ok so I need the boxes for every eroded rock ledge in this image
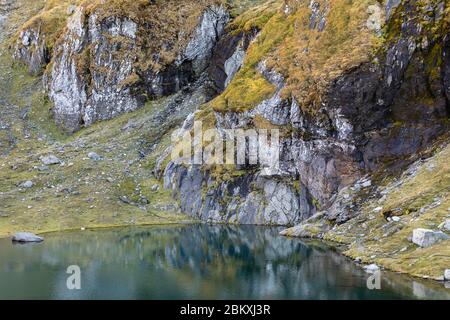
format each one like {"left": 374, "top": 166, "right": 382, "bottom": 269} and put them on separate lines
{"left": 11, "top": 0, "right": 450, "bottom": 230}
{"left": 163, "top": 0, "right": 450, "bottom": 226}
{"left": 48, "top": 3, "right": 229, "bottom": 133}
{"left": 14, "top": 0, "right": 231, "bottom": 133}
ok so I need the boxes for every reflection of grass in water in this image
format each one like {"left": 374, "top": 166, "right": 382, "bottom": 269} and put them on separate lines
{"left": 326, "top": 144, "right": 450, "bottom": 280}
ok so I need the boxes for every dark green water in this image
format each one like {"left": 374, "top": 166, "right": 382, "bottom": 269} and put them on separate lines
{"left": 0, "top": 224, "right": 449, "bottom": 300}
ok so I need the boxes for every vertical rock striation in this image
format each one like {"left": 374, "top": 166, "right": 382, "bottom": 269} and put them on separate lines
{"left": 163, "top": 0, "right": 450, "bottom": 226}
{"left": 15, "top": 1, "right": 230, "bottom": 133}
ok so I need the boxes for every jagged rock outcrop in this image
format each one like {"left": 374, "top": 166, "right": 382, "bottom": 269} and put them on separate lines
{"left": 164, "top": 163, "right": 315, "bottom": 225}
{"left": 46, "top": 8, "right": 142, "bottom": 132}
{"left": 164, "top": 0, "right": 450, "bottom": 226}
{"left": 11, "top": 1, "right": 79, "bottom": 76}
{"left": 13, "top": 27, "right": 49, "bottom": 75}
{"left": 14, "top": 1, "right": 230, "bottom": 133}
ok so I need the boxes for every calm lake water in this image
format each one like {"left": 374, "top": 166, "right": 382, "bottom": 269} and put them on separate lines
{"left": 0, "top": 224, "right": 449, "bottom": 300}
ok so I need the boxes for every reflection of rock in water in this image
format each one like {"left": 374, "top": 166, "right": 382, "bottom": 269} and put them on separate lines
{"left": 413, "top": 281, "right": 434, "bottom": 299}
{"left": 381, "top": 268, "right": 450, "bottom": 300}
{"left": 0, "top": 225, "right": 449, "bottom": 299}
{"left": 412, "top": 281, "right": 450, "bottom": 300}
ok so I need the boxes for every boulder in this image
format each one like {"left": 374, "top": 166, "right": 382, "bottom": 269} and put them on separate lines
{"left": 87, "top": 152, "right": 102, "bottom": 161}
{"left": 12, "top": 232, "right": 44, "bottom": 243}
{"left": 439, "top": 219, "right": 450, "bottom": 232}
{"left": 445, "top": 269, "right": 450, "bottom": 281}
{"left": 412, "top": 228, "right": 449, "bottom": 248}
{"left": 40, "top": 154, "right": 61, "bottom": 165}
{"left": 19, "top": 180, "right": 33, "bottom": 189}
{"left": 364, "top": 264, "right": 380, "bottom": 273}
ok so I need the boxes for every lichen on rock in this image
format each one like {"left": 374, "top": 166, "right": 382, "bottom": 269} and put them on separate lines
{"left": 12, "top": 0, "right": 83, "bottom": 75}
{"left": 14, "top": 0, "right": 229, "bottom": 132}
{"left": 163, "top": 0, "right": 450, "bottom": 228}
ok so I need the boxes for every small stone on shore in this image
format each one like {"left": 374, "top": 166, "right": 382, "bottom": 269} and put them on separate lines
{"left": 12, "top": 232, "right": 44, "bottom": 243}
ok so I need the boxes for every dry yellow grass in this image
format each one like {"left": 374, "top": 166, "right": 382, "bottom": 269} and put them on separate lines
{"left": 13, "top": 0, "right": 83, "bottom": 52}
{"left": 83, "top": 0, "right": 222, "bottom": 71}
{"left": 210, "top": 0, "right": 381, "bottom": 114}
{"left": 325, "top": 143, "right": 450, "bottom": 279}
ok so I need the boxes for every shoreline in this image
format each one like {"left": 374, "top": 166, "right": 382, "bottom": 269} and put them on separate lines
{"left": 1, "top": 220, "right": 447, "bottom": 285}
{"left": 283, "top": 234, "right": 449, "bottom": 284}
{"left": 0, "top": 218, "right": 196, "bottom": 240}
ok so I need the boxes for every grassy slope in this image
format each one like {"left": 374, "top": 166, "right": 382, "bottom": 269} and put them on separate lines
{"left": 0, "top": 0, "right": 191, "bottom": 238}
{"left": 0, "top": 0, "right": 276, "bottom": 238}
{"left": 325, "top": 142, "right": 450, "bottom": 280}
{"left": 210, "top": 0, "right": 381, "bottom": 114}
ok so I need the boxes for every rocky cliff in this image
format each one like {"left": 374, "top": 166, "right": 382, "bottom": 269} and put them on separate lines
{"left": 13, "top": 0, "right": 230, "bottom": 132}
{"left": 5, "top": 0, "right": 450, "bottom": 279}
{"left": 162, "top": 0, "right": 450, "bottom": 227}
{"left": 11, "top": 0, "right": 450, "bottom": 226}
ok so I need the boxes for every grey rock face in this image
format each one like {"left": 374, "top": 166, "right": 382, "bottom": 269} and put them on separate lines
{"left": 211, "top": 58, "right": 361, "bottom": 208}
{"left": 12, "top": 232, "right": 44, "bottom": 243}
{"left": 162, "top": 54, "right": 319, "bottom": 225}
{"left": 13, "top": 27, "right": 49, "bottom": 75}
{"left": 208, "top": 30, "right": 256, "bottom": 92}
{"left": 47, "top": 9, "right": 140, "bottom": 133}
{"left": 178, "top": 5, "right": 230, "bottom": 76}
{"left": 224, "top": 44, "right": 245, "bottom": 87}
{"left": 47, "top": 5, "right": 229, "bottom": 133}
{"left": 164, "top": 162, "right": 315, "bottom": 226}
{"left": 412, "top": 229, "right": 449, "bottom": 248}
